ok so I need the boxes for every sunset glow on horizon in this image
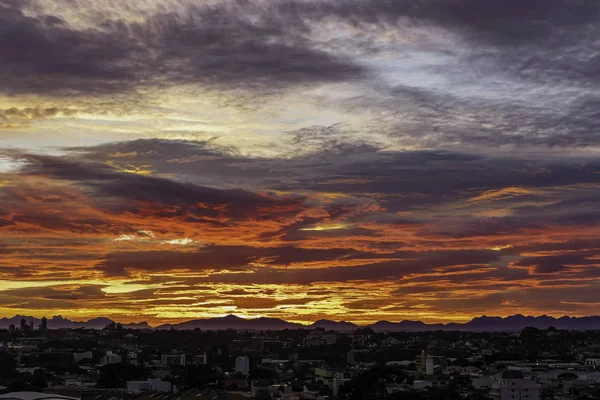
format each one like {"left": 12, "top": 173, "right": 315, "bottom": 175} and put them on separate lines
{"left": 1, "top": 0, "right": 600, "bottom": 325}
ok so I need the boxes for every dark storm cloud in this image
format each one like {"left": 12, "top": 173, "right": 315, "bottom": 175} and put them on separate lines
{"left": 65, "top": 139, "right": 600, "bottom": 217}
{"left": 0, "top": 285, "right": 107, "bottom": 310}
{"left": 512, "top": 254, "right": 599, "bottom": 274}
{"left": 3, "top": 0, "right": 597, "bottom": 149}
{"left": 12, "top": 152, "right": 305, "bottom": 219}
{"left": 98, "top": 245, "right": 389, "bottom": 277}
{"left": 297, "top": 0, "right": 600, "bottom": 149}
{"left": 358, "top": 85, "right": 600, "bottom": 149}
{"left": 305, "top": 0, "right": 600, "bottom": 44}
{"left": 189, "top": 249, "right": 499, "bottom": 284}
{"left": 506, "top": 239, "right": 600, "bottom": 255}
{"left": 0, "top": 0, "right": 364, "bottom": 97}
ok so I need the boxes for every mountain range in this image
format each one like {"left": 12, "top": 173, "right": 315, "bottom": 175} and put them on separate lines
{"left": 4, "top": 314, "right": 600, "bottom": 332}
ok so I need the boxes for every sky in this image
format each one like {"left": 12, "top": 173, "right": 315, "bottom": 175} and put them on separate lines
{"left": 1, "top": 0, "right": 600, "bottom": 325}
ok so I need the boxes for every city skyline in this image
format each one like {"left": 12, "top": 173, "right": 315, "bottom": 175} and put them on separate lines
{"left": 1, "top": 0, "right": 600, "bottom": 325}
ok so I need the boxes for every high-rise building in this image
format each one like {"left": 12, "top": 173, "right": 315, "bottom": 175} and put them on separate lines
{"left": 8, "top": 324, "right": 15, "bottom": 334}
{"left": 235, "top": 356, "right": 250, "bottom": 375}
{"left": 19, "top": 318, "right": 27, "bottom": 331}
{"left": 40, "top": 316, "right": 48, "bottom": 331}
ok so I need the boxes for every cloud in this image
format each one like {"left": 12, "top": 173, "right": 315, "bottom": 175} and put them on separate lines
{"left": 0, "top": 107, "right": 76, "bottom": 128}
{"left": 512, "top": 254, "right": 598, "bottom": 274}
{"left": 0, "top": 0, "right": 365, "bottom": 98}
{"left": 11, "top": 152, "right": 307, "bottom": 220}
{"left": 2, "top": 140, "right": 600, "bottom": 321}
{"left": 97, "top": 245, "right": 380, "bottom": 277}
{"left": 188, "top": 249, "right": 500, "bottom": 285}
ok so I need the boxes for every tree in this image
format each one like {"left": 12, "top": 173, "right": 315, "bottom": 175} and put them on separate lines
{"left": 248, "top": 368, "right": 276, "bottom": 383}
{"left": 96, "top": 363, "right": 146, "bottom": 388}
{"left": 31, "top": 369, "right": 48, "bottom": 388}
{"left": 0, "top": 352, "right": 17, "bottom": 378}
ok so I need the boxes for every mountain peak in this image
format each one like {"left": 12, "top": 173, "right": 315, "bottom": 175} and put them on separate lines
{"left": 222, "top": 314, "right": 243, "bottom": 320}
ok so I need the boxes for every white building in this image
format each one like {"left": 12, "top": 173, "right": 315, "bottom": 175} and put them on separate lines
{"left": 490, "top": 371, "right": 540, "bottom": 400}
{"left": 426, "top": 357, "right": 435, "bottom": 375}
{"left": 101, "top": 351, "right": 122, "bottom": 366}
{"left": 126, "top": 379, "right": 171, "bottom": 394}
{"left": 235, "top": 356, "right": 250, "bottom": 375}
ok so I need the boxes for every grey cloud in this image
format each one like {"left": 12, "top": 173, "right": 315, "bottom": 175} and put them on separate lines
{"left": 64, "top": 139, "right": 600, "bottom": 223}
{"left": 98, "top": 245, "right": 391, "bottom": 277}
{"left": 11, "top": 152, "right": 307, "bottom": 219}
{"left": 513, "top": 254, "right": 596, "bottom": 274}
{"left": 194, "top": 249, "right": 499, "bottom": 284}
{"left": 0, "top": 0, "right": 365, "bottom": 97}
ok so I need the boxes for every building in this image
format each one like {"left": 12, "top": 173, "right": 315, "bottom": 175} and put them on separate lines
{"left": 161, "top": 353, "right": 186, "bottom": 367}
{"left": 235, "top": 356, "right": 250, "bottom": 375}
{"left": 126, "top": 352, "right": 138, "bottom": 365}
{"left": 332, "top": 377, "right": 351, "bottom": 395}
{"left": 347, "top": 348, "right": 355, "bottom": 365}
{"left": 126, "top": 379, "right": 171, "bottom": 394}
{"left": 194, "top": 353, "right": 207, "bottom": 365}
{"left": 314, "top": 367, "right": 345, "bottom": 385}
{"left": 73, "top": 351, "right": 93, "bottom": 363}
{"left": 425, "top": 356, "right": 446, "bottom": 375}
{"left": 426, "top": 357, "right": 435, "bottom": 375}
{"left": 101, "top": 351, "right": 122, "bottom": 366}
{"left": 40, "top": 317, "right": 48, "bottom": 331}
{"left": 228, "top": 339, "right": 263, "bottom": 358}
{"left": 303, "top": 331, "right": 337, "bottom": 347}
{"left": 8, "top": 324, "right": 15, "bottom": 334}
{"left": 490, "top": 370, "right": 540, "bottom": 400}
{"left": 19, "top": 319, "right": 27, "bottom": 332}
{"left": 586, "top": 358, "right": 600, "bottom": 369}
{"left": 417, "top": 350, "right": 447, "bottom": 374}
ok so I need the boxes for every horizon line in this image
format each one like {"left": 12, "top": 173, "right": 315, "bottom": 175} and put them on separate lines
{"left": 1, "top": 313, "right": 597, "bottom": 329}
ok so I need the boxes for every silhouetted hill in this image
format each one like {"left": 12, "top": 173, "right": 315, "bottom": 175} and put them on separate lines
{"left": 0, "top": 315, "right": 153, "bottom": 330}
{"left": 4, "top": 314, "right": 600, "bottom": 332}
{"left": 309, "top": 319, "right": 359, "bottom": 331}
{"left": 156, "top": 315, "right": 303, "bottom": 330}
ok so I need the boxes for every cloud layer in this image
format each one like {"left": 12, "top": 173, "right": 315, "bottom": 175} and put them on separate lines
{"left": 1, "top": 140, "right": 600, "bottom": 323}
{"left": 1, "top": 0, "right": 599, "bottom": 323}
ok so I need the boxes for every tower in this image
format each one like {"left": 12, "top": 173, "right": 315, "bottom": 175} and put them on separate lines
{"left": 40, "top": 316, "right": 48, "bottom": 331}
